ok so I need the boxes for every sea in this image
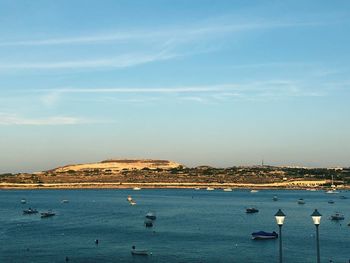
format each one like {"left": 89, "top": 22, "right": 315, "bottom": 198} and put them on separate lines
{"left": 0, "top": 189, "right": 349, "bottom": 263}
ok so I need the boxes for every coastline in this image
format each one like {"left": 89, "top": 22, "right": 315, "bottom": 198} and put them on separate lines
{"left": 1, "top": 180, "right": 346, "bottom": 190}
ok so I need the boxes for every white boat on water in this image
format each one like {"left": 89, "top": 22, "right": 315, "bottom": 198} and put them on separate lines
{"left": 21, "top": 199, "right": 27, "bottom": 204}
{"left": 273, "top": 196, "right": 278, "bottom": 201}
{"left": 223, "top": 188, "right": 233, "bottom": 192}
{"left": 127, "top": 195, "right": 136, "bottom": 205}
{"left": 131, "top": 246, "right": 151, "bottom": 256}
{"left": 297, "top": 198, "right": 305, "bottom": 204}
{"left": 145, "top": 212, "right": 156, "bottom": 220}
{"left": 250, "top": 190, "right": 259, "bottom": 193}
{"left": 206, "top": 187, "right": 215, "bottom": 191}
{"left": 133, "top": 187, "right": 141, "bottom": 191}
{"left": 41, "top": 210, "right": 55, "bottom": 218}
{"left": 326, "top": 176, "right": 339, "bottom": 194}
{"left": 194, "top": 187, "right": 201, "bottom": 190}
{"left": 326, "top": 189, "right": 339, "bottom": 194}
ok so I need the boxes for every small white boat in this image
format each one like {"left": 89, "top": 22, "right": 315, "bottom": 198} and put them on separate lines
{"left": 273, "top": 196, "right": 278, "bottom": 201}
{"left": 223, "top": 188, "right": 232, "bottom": 192}
{"left": 127, "top": 195, "right": 136, "bottom": 205}
{"left": 250, "top": 190, "right": 259, "bottom": 193}
{"left": 145, "top": 212, "right": 156, "bottom": 220}
{"left": 297, "top": 198, "right": 305, "bottom": 204}
{"left": 61, "top": 200, "right": 69, "bottom": 203}
{"left": 41, "top": 210, "right": 55, "bottom": 218}
{"left": 306, "top": 188, "right": 317, "bottom": 191}
{"left": 133, "top": 187, "right": 141, "bottom": 191}
{"left": 326, "top": 190, "right": 339, "bottom": 194}
{"left": 194, "top": 187, "right": 201, "bottom": 190}
{"left": 131, "top": 247, "right": 150, "bottom": 256}
{"left": 206, "top": 187, "right": 215, "bottom": 191}
{"left": 21, "top": 199, "right": 27, "bottom": 204}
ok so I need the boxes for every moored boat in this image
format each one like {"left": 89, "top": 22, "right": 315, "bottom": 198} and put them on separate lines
{"left": 330, "top": 212, "right": 344, "bottom": 221}
{"left": 252, "top": 231, "right": 278, "bottom": 240}
{"left": 133, "top": 187, "right": 141, "bottom": 191}
{"left": 23, "top": 208, "right": 38, "bottom": 214}
{"left": 41, "top": 211, "right": 55, "bottom": 218}
{"left": 131, "top": 246, "right": 150, "bottom": 256}
{"left": 206, "top": 187, "right": 214, "bottom": 191}
{"left": 246, "top": 207, "right": 259, "bottom": 213}
{"left": 250, "top": 190, "right": 259, "bottom": 193}
{"left": 145, "top": 212, "right": 156, "bottom": 220}
{"left": 326, "top": 190, "right": 339, "bottom": 194}
{"left": 223, "top": 188, "right": 232, "bottom": 192}
{"left": 21, "top": 199, "right": 27, "bottom": 204}
{"left": 273, "top": 196, "right": 278, "bottom": 201}
{"left": 297, "top": 198, "right": 305, "bottom": 204}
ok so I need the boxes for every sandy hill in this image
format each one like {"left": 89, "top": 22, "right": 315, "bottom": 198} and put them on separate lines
{"left": 53, "top": 159, "right": 182, "bottom": 173}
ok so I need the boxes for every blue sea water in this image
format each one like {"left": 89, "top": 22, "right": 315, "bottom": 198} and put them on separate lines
{"left": 0, "top": 189, "right": 349, "bottom": 263}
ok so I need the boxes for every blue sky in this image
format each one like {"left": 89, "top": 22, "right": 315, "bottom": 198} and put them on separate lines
{"left": 0, "top": 0, "right": 349, "bottom": 172}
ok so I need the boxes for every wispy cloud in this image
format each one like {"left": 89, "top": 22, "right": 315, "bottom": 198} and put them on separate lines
{"left": 0, "top": 113, "right": 98, "bottom": 126}
{"left": 36, "top": 81, "right": 326, "bottom": 106}
{"left": 0, "top": 17, "right": 322, "bottom": 47}
{"left": 42, "top": 85, "right": 239, "bottom": 94}
{"left": 0, "top": 52, "right": 179, "bottom": 71}
{"left": 0, "top": 15, "right": 326, "bottom": 73}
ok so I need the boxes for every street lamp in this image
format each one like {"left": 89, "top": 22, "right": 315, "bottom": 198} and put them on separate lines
{"left": 275, "top": 209, "right": 286, "bottom": 263}
{"left": 311, "top": 209, "right": 322, "bottom": 263}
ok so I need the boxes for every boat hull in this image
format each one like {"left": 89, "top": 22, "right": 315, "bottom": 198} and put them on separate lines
{"left": 252, "top": 231, "right": 278, "bottom": 240}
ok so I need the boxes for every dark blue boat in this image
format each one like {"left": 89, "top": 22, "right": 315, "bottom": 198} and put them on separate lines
{"left": 252, "top": 231, "right": 278, "bottom": 240}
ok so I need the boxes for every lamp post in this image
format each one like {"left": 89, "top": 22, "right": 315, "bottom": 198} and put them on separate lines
{"left": 275, "top": 209, "right": 286, "bottom": 263}
{"left": 311, "top": 209, "right": 322, "bottom": 263}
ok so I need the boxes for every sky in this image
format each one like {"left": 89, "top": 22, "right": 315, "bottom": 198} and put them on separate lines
{"left": 0, "top": 0, "right": 350, "bottom": 173}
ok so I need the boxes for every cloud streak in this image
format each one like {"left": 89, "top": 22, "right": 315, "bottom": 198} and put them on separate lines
{"left": 0, "top": 52, "right": 179, "bottom": 71}
{"left": 36, "top": 81, "right": 326, "bottom": 106}
{"left": 0, "top": 18, "right": 322, "bottom": 47}
{"left": 0, "top": 113, "right": 96, "bottom": 126}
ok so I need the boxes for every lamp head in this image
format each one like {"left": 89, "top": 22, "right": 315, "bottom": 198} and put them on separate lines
{"left": 311, "top": 209, "right": 322, "bottom": 225}
{"left": 275, "top": 209, "right": 286, "bottom": 225}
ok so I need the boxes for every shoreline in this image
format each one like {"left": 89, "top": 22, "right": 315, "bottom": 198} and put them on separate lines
{"left": 1, "top": 180, "right": 348, "bottom": 190}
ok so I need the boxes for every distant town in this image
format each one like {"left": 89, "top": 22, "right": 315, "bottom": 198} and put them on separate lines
{"left": 0, "top": 159, "right": 349, "bottom": 189}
